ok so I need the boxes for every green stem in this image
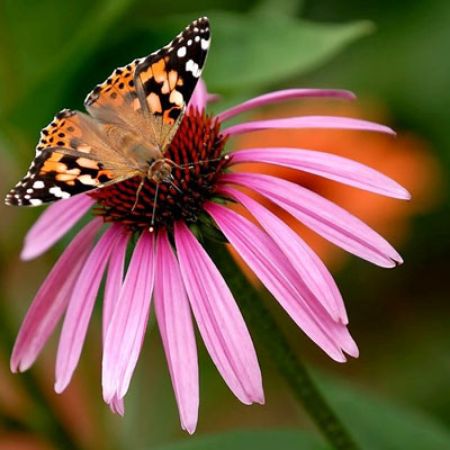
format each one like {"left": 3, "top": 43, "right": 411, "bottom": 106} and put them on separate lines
{"left": 212, "top": 245, "right": 360, "bottom": 450}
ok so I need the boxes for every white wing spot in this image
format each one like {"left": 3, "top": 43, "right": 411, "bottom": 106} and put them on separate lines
{"left": 187, "top": 39, "right": 193, "bottom": 46}
{"left": 49, "top": 186, "right": 71, "bottom": 199}
{"left": 185, "top": 59, "right": 201, "bottom": 78}
{"left": 194, "top": 36, "right": 200, "bottom": 42}
{"left": 33, "top": 181, "right": 45, "bottom": 189}
{"left": 201, "top": 38, "right": 210, "bottom": 50}
{"left": 29, "top": 199, "right": 43, "bottom": 206}
{"left": 177, "top": 46, "right": 187, "bottom": 58}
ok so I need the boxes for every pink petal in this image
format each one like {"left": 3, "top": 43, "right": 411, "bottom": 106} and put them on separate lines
{"left": 220, "top": 186, "right": 347, "bottom": 324}
{"left": 223, "top": 115, "right": 395, "bottom": 136}
{"left": 102, "top": 232, "right": 155, "bottom": 402}
{"left": 222, "top": 172, "right": 403, "bottom": 268}
{"left": 154, "top": 231, "right": 199, "bottom": 434}
{"left": 188, "top": 79, "right": 208, "bottom": 111}
{"left": 102, "top": 234, "right": 129, "bottom": 417}
{"left": 207, "top": 93, "right": 220, "bottom": 104}
{"left": 174, "top": 221, "right": 264, "bottom": 405}
{"left": 102, "top": 232, "right": 129, "bottom": 343}
{"left": 55, "top": 224, "right": 123, "bottom": 393}
{"left": 10, "top": 218, "right": 102, "bottom": 373}
{"left": 108, "top": 396, "right": 125, "bottom": 416}
{"left": 21, "top": 195, "right": 95, "bottom": 261}
{"left": 206, "top": 203, "right": 358, "bottom": 361}
{"left": 217, "top": 89, "right": 356, "bottom": 122}
{"left": 230, "top": 148, "right": 411, "bottom": 200}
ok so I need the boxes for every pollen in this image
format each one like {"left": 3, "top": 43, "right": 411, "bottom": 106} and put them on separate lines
{"left": 89, "top": 109, "right": 229, "bottom": 232}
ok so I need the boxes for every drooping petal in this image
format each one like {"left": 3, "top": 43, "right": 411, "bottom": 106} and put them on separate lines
{"left": 188, "top": 79, "right": 208, "bottom": 111}
{"left": 223, "top": 115, "right": 395, "bottom": 136}
{"left": 154, "top": 230, "right": 199, "bottom": 434}
{"left": 101, "top": 233, "right": 129, "bottom": 417}
{"left": 217, "top": 89, "right": 356, "bottom": 122}
{"left": 102, "top": 232, "right": 155, "bottom": 402}
{"left": 220, "top": 186, "right": 347, "bottom": 324}
{"left": 230, "top": 147, "right": 411, "bottom": 200}
{"left": 222, "top": 172, "right": 403, "bottom": 268}
{"left": 11, "top": 218, "right": 102, "bottom": 373}
{"left": 175, "top": 221, "right": 264, "bottom": 405}
{"left": 206, "top": 203, "right": 358, "bottom": 361}
{"left": 21, "top": 195, "right": 95, "bottom": 261}
{"left": 108, "top": 396, "right": 125, "bottom": 416}
{"left": 102, "top": 232, "right": 129, "bottom": 343}
{"left": 55, "top": 224, "right": 123, "bottom": 393}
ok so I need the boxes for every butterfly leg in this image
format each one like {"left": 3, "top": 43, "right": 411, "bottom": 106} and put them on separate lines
{"left": 149, "top": 182, "right": 160, "bottom": 232}
{"left": 131, "top": 177, "right": 145, "bottom": 212}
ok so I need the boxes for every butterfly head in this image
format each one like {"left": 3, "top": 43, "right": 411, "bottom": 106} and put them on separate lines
{"left": 148, "top": 158, "right": 173, "bottom": 183}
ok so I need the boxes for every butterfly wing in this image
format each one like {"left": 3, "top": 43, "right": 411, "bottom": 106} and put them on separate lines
{"left": 6, "top": 17, "right": 211, "bottom": 207}
{"left": 83, "top": 57, "right": 153, "bottom": 141}
{"left": 5, "top": 110, "right": 137, "bottom": 206}
{"left": 84, "top": 16, "right": 211, "bottom": 150}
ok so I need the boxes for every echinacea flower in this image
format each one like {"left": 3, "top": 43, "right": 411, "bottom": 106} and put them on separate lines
{"left": 10, "top": 80, "right": 410, "bottom": 433}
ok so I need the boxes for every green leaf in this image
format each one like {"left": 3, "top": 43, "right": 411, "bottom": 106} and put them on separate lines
{"left": 153, "top": 429, "right": 326, "bottom": 450}
{"left": 320, "top": 376, "right": 450, "bottom": 450}
{"left": 132, "top": 11, "right": 372, "bottom": 96}
{"left": 251, "top": 0, "right": 304, "bottom": 17}
{"left": 201, "top": 12, "right": 373, "bottom": 93}
{"left": 2, "top": 0, "right": 96, "bottom": 86}
{"left": 1, "top": 0, "right": 136, "bottom": 125}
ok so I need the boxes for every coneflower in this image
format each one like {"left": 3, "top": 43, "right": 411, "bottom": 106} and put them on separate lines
{"left": 10, "top": 79, "right": 410, "bottom": 433}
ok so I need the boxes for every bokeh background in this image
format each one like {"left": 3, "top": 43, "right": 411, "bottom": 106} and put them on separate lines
{"left": 0, "top": 0, "right": 449, "bottom": 449}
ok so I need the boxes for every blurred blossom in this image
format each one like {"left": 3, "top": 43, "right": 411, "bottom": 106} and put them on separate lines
{"left": 8, "top": 80, "right": 409, "bottom": 434}
{"left": 0, "top": 434, "right": 54, "bottom": 450}
{"left": 0, "top": 355, "right": 29, "bottom": 422}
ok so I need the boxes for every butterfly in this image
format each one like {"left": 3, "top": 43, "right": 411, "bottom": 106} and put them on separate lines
{"left": 5, "top": 17, "right": 211, "bottom": 207}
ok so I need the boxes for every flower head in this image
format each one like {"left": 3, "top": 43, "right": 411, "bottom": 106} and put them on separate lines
{"left": 11, "top": 80, "right": 409, "bottom": 433}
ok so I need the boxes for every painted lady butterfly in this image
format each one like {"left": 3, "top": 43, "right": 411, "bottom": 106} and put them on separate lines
{"left": 5, "top": 17, "right": 210, "bottom": 207}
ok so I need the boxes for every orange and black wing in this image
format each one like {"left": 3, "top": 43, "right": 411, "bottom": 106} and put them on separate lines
{"left": 5, "top": 110, "right": 134, "bottom": 206}
{"left": 84, "top": 16, "right": 211, "bottom": 149}
{"left": 6, "top": 17, "right": 211, "bottom": 206}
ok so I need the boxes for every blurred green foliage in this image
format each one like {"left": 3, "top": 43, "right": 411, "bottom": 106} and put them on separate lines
{"left": 0, "top": 0, "right": 449, "bottom": 449}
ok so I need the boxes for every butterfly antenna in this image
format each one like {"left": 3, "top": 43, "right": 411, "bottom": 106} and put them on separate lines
{"left": 168, "top": 174, "right": 183, "bottom": 194}
{"left": 149, "top": 182, "right": 160, "bottom": 233}
{"left": 176, "top": 154, "right": 230, "bottom": 169}
{"left": 132, "top": 178, "right": 145, "bottom": 212}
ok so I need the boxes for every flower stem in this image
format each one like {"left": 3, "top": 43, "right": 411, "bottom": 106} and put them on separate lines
{"left": 211, "top": 245, "right": 360, "bottom": 450}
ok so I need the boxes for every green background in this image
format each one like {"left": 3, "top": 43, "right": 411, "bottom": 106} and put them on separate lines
{"left": 0, "top": 0, "right": 448, "bottom": 449}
